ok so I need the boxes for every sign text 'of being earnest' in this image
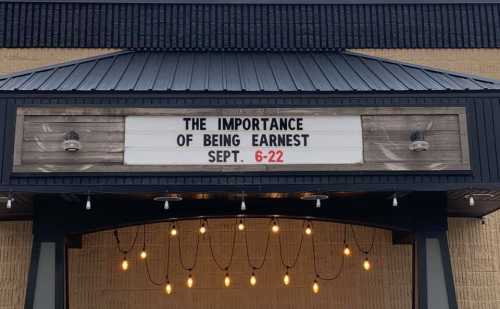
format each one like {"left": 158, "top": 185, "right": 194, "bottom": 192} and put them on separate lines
{"left": 124, "top": 115, "right": 363, "bottom": 166}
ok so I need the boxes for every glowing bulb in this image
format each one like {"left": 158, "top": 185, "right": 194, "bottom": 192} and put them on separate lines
{"left": 140, "top": 249, "right": 147, "bottom": 260}
{"left": 85, "top": 196, "right": 91, "bottom": 210}
{"left": 170, "top": 225, "right": 177, "bottom": 237}
{"left": 312, "top": 279, "right": 320, "bottom": 294}
{"left": 316, "top": 198, "right": 321, "bottom": 208}
{"left": 241, "top": 200, "right": 246, "bottom": 211}
{"left": 164, "top": 200, "right": 169, "bottom": 210}
{"left": 250, "top": 272, "right": 257, "bottom": 286}
{"left": 363, "top": 257, "right": 371, "bottom": 271}
{"left": 199, "top": 222, "right": 207, "bottom": 235}
{"left": 165, "top": 281, "right": 172, "bottom": 295}
{"left": 272, "top": 221, "right": 280, "bottom": 233}
{"left": 392, "top": 195, "right": 398, "bottom": 207}
{"left": 224, "top": 273, "right": 231, "bottom": 287}
{"left": 283, "top": 271, "right": 290, "bottom": 286}
{"left": 343, "top": 244, "right": 351, "bottom": 257}
{"left": 238, "top": 220, "right": 245, "bottom": 231}
{"left": 305, "top": 223, "right": 312, "bottom": 235}
{"left": 121, "top": 257, "right": 129, "bottom": 271}
{"left": 469, "top": 195, "right": 475, "bottom": 207}
{"left": 187, "top": 274, "right": 194, "bottom": 288}
{"left": 6, "top": 198, "right": 12, "bottom": 209}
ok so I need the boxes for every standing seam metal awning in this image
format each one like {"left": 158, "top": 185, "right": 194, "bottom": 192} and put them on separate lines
{"left": 1, "top": 50, "right": 500, "bottom": 92}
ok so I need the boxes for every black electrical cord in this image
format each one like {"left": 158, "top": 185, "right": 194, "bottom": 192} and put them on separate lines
{"left": 144, "top": 227, "right": 172, "bottom": 287}
{"left": 207, "top": 218, "right": 238, "bottom": 272}
{"left": 350, "top": 225, "right": 376, "bottom": 255}
{"left": 277, "top": 219, "right": 305, "bottom": 269}
{"left": 244, "top": 218, "right": 272, "bottom": 271}
{"left": 177, "top": 221, "right": 201, "bottom": 272}
{"left": 311, "top": 221, "right": 345, "bottom": 281}
{"left": 113, "top": 226, "right": 140, "bottom": 255}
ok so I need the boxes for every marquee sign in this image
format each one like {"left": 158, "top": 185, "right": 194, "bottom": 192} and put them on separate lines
{"left": 124, "top": 115, "right": 363, "bottom": 166}
{"left": 12, "top": 107, "right": 470, "bottom": 173}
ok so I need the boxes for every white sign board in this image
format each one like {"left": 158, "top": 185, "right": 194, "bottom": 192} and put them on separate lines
{"left": 124, "top": 115, "right": 363, "bottom": 166}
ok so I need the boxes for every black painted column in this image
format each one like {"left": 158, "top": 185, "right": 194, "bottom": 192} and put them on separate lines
{"left": 411, "top": 192, "right": 458, "bottom": 309}
{"left": 25, "top": 198, "right": 67, "bottom": 309}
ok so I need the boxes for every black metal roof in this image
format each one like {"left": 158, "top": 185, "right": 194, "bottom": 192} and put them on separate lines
{"left": 1, "top": 51, "right": 499, "bottom": 93}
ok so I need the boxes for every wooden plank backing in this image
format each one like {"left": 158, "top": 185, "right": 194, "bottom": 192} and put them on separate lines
{"left": 12, "top": 107, "right": 470, "bottom": 173}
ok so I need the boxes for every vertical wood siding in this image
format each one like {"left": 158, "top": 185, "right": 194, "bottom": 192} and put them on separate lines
{"left": 0, "top": 3, "right": 500, "bottom": 49}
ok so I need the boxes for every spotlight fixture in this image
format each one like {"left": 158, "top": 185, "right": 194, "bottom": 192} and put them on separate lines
{"left": 63, "top": 130, "right": 81, "bottom": 152}
{"left": 2, "top": 192, "right": 14, "bottom": 209}
{"left": 464, "top": 192, "right": 494, "bottom": 207}
{"left": 409, "top": 129, "right": 430, "bottom": 152}
{"left": 85, "top": 193, "right": 91, "bottom": 210}
{"left": 237, "top": 192, "right": 247, "bottom": 211}
{"left": 300, "top": 193, "right": 329, "bottom": 209}
{"left": 154, "top": 193, "right": 183, "bottom": 210}
{"left": 392, "top": 194, "right": 398, "bottom": 207}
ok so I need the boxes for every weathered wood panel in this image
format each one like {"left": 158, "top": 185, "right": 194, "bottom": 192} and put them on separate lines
{"left": 12, "top": 107, "right": 470, "bottom": 173}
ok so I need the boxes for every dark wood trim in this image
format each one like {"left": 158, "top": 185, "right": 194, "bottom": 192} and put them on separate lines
{"left": 24, "top": 237, "right": 41, "bottom": 309}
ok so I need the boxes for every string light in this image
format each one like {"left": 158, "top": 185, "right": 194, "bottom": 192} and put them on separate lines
{"left": 304, "top": 222, "right": 312, "bottom": 235}
{"left": 187, "top": 273, "right": 194, "bottom": 288}
{"left": 343, "top": 244, "right": 351, "bottom": 257}
{"left": 199, "top": 220, "right": 207, "bottom": 235}
{"left": 316, "top": 198, "right": 321, "bottom": 208}
{"left": 238, "top": 219, "right": 245, "bottom": 231}
{"left": 363, "top": 257, "right": 371, "bottom": 271}
{"left": 272, "top": 220, "right": 280, "bottom": 233}
{"left": 170, "top": 224, "right": 178, "bottom": 237}
{"left": 85, "top": 193, "right": 91, "bottom": 210}
{"left": 469, "top": 195, "right": 475, "bottom": 207}
{"left": 250, "top": 272, "right": 257, "bottom": 286}
{"left": 165, "top": 281, "right": 173, "bottom": 295}
{"left": 140, "top": 248, "right": 147, "bottom": 260}
{"left": 392, "top": 194, "right": 398, "bottom": 207}
{"left": 121, "top": 256, "right": 129, "bottom": 271}
{"left": 312, "top": 278, "right": 320, "bottom": 294}
{"left": 224, "top": 273, "right": 231, "bottom": 287}
{"left": 164, "top": 200, "right": 169, "bottom": 210}
{"left": 283, "top": 269, "right": 290, "bottom": 286}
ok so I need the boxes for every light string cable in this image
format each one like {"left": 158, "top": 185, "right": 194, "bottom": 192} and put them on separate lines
{"left": 350, "top": 224, "right": 376, "bottom": 255}
{"left": 277, "top": 219, "right": 305, "bottom": 269}
{"left": 244, "top": 218, "right": 272, "bottom": 271}
{"left": 177, "top": 220, "right": 201, "bottom": 272}
{"left": 311, "top": 221, "right": 345, "bottom": 281}
{"left": 144, "top": 224, "right": 172, "bottom": 286}
{"left": 113, "top": 225, "right": 141, "bottom": 255}
{"left": 207, "top": 218, "right": 238, "bottom": 272}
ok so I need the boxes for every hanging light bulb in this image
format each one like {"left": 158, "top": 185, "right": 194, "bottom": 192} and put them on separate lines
{"left": 187, "top": 273, "right": 194, "bottom": 288}
{"left": 224, "top": 273, "right": 231, "bottom": 287}
{"left": 250, "top": 272, "right": 257, "bottom": 286}
{"left": 392, "top": 194, "right": 398, "bottom": 207}
{"left": 363, "top": 257, "right": 371, "bottom": 271}
{"left": 199, "top": 220, "right": 207, "bottom": 235}
{"left": 272, "top": 220, "right": 280, "bottom": 233}
{"left": 140, "top": 248, "right": 147, "bottom": 260}
{"left": 238, "top": 219, "right": 245, "bottom": 231}
{"left": 343, "top": 244, "right": 351, "bottom": 257}
{"left": 305, "top": 222, "right": 312, "bottom": 235}
{"left": 164, "top": 200, "right": 169, "bottom": 210}
{"left": 85, "top": 194, "right": 91, "bottom": 210}
{"left": 241, "top": 199, "right": 246, "bottom": 211}
{"left": 165, "top": 281, "right": 173, "bottom": 295}
{"left": 469, "top": 195, "right": 475, "bottom": 207}
{"left": 312, "top": 279, "right": 320, "bottom": 294}
{"left": 170, "top": 224, "right": 177, "bottom": 237}
{"left": 121, "top": 256, "right": 129, "bottom": 271}
{"left": 316, "top": 198, "right": 321, "bottom": 208}
{"left": 283, "top": 269, "right": 290, "bottom": 286}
